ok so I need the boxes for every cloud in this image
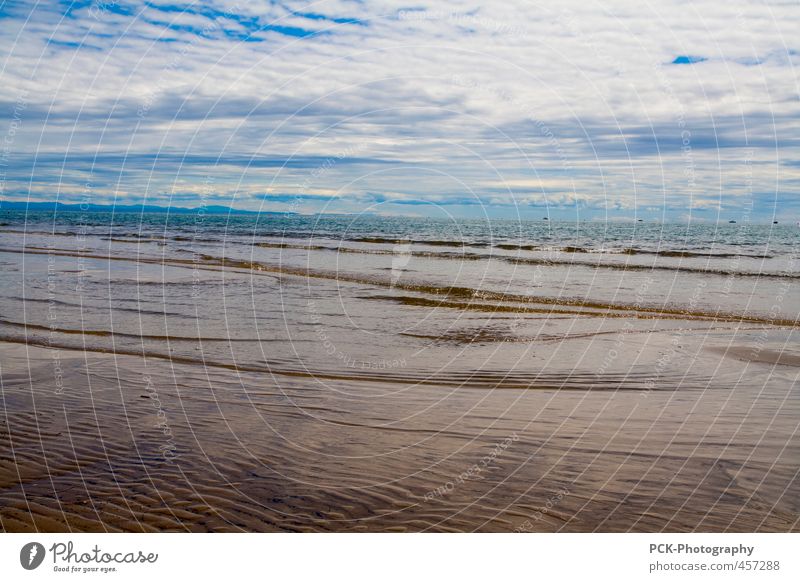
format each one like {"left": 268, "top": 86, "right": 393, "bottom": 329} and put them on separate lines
{"left": 1, "top": 0, "right": 798, "bottom": 219}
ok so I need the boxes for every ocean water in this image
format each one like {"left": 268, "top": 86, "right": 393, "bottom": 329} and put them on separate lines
{"left": 2, "top": 211, "right": 797, "bottom": 258}
{"left": 0, "top": 210, "right": 798, "bottom": 531}
{"left": 0, "top": 209, "right": 798, "bottom": 385}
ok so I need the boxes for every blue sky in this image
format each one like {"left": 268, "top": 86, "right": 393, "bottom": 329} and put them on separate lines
{"left": 1, "top": 0, "right": 799, "bottom": 221}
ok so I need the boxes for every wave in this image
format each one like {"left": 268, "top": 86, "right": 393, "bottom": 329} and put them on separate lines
{"left": 11, "top": 295, "right": 198, "bottom": 318}
{"left": 0, "top": 333, "right": 712, "bottom": 392}
{"left": 495, "top": 243, "right": 540, "bottom": 251}
{"left": 365, "top": 294, "right": 797, "bottom": 326}
{"left": 285, "top": 245, "right": 790, "bottom": 279}
{"left": 351, "top": 237, "right": 488, "bottom": 247}
{"left": 245, "top": 242, "right": 792, "bottom": 279}
{"left": 250, "top": 234, "right": 775, "bottom": 259}
{"left": 398, "top": 324, "right": 744, "bottom": 345}
{"left": 3, "top": 228, "right": 781, "bottom": 261}
{"left": 0, "top": 318, "right": 261, "bottom": 342}
{"left": 252, "top": 241, "right": 486, "bottom": 260}
{"left": 620, "top": 247, "right": 772, "bottom": 259}
{"left": 5, "top": 245, "right": 797, "bottom": 327}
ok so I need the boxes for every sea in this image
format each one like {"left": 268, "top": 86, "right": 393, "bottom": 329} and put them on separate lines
{"left": 0, "top": 210, "right": 797, "bottom": 531}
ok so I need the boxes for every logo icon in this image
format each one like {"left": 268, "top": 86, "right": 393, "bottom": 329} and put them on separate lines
{"left": 20, "top": 542, "right": 46, "bottom": 570}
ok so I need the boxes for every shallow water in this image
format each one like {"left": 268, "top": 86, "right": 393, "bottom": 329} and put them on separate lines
{"left": 0, "top": 212, "right": 798, "bottom": 531}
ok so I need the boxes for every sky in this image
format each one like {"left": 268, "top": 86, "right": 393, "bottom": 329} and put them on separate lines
{"left": 0, "top": 0, "right": 798, "bottom": 221}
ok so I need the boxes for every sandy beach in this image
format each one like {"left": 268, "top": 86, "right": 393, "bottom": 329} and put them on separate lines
{"left": 0, "top": 220, "right": 797, "bottom": 532}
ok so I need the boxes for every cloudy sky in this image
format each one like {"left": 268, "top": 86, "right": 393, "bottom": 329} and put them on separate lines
{"left": 1, "top": 0, "right": 798, "bottom": 220}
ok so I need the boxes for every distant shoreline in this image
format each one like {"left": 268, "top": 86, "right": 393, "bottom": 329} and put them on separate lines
{"left": 0, "top": 201, "right": 282, "bottom": 215}
{"left": 1, "top": 203, "right": 795, "bottom": 225}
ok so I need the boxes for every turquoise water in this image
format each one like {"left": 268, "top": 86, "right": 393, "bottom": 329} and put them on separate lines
{"left": 1, "top": 211, "right": 798, "bottom": 258}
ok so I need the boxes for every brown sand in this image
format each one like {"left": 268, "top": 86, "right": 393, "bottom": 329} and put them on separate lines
{"left": 1, "top": 335, "right": 798, "bottom": 532}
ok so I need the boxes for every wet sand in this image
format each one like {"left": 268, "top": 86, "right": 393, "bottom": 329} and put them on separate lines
{"left": 1, "top": 334, "right": 798, "bottom": 532}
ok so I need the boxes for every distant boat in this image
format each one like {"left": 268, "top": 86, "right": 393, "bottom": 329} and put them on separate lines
{"left": 729, "top": 220, "right": 736, "bottom": 223}
{"left": 774, "top": 221, "right": 778, "bottom": 224}
{"left": 637, "top": 219, "right": 643, "bottom": 222}
{"left": 543, "top": 217, "right": 549, "bottom": 220}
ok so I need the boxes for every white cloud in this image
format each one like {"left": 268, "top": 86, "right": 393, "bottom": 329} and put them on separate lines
{"left": 0, "top": 0, "right": 798, "bottom": 219}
